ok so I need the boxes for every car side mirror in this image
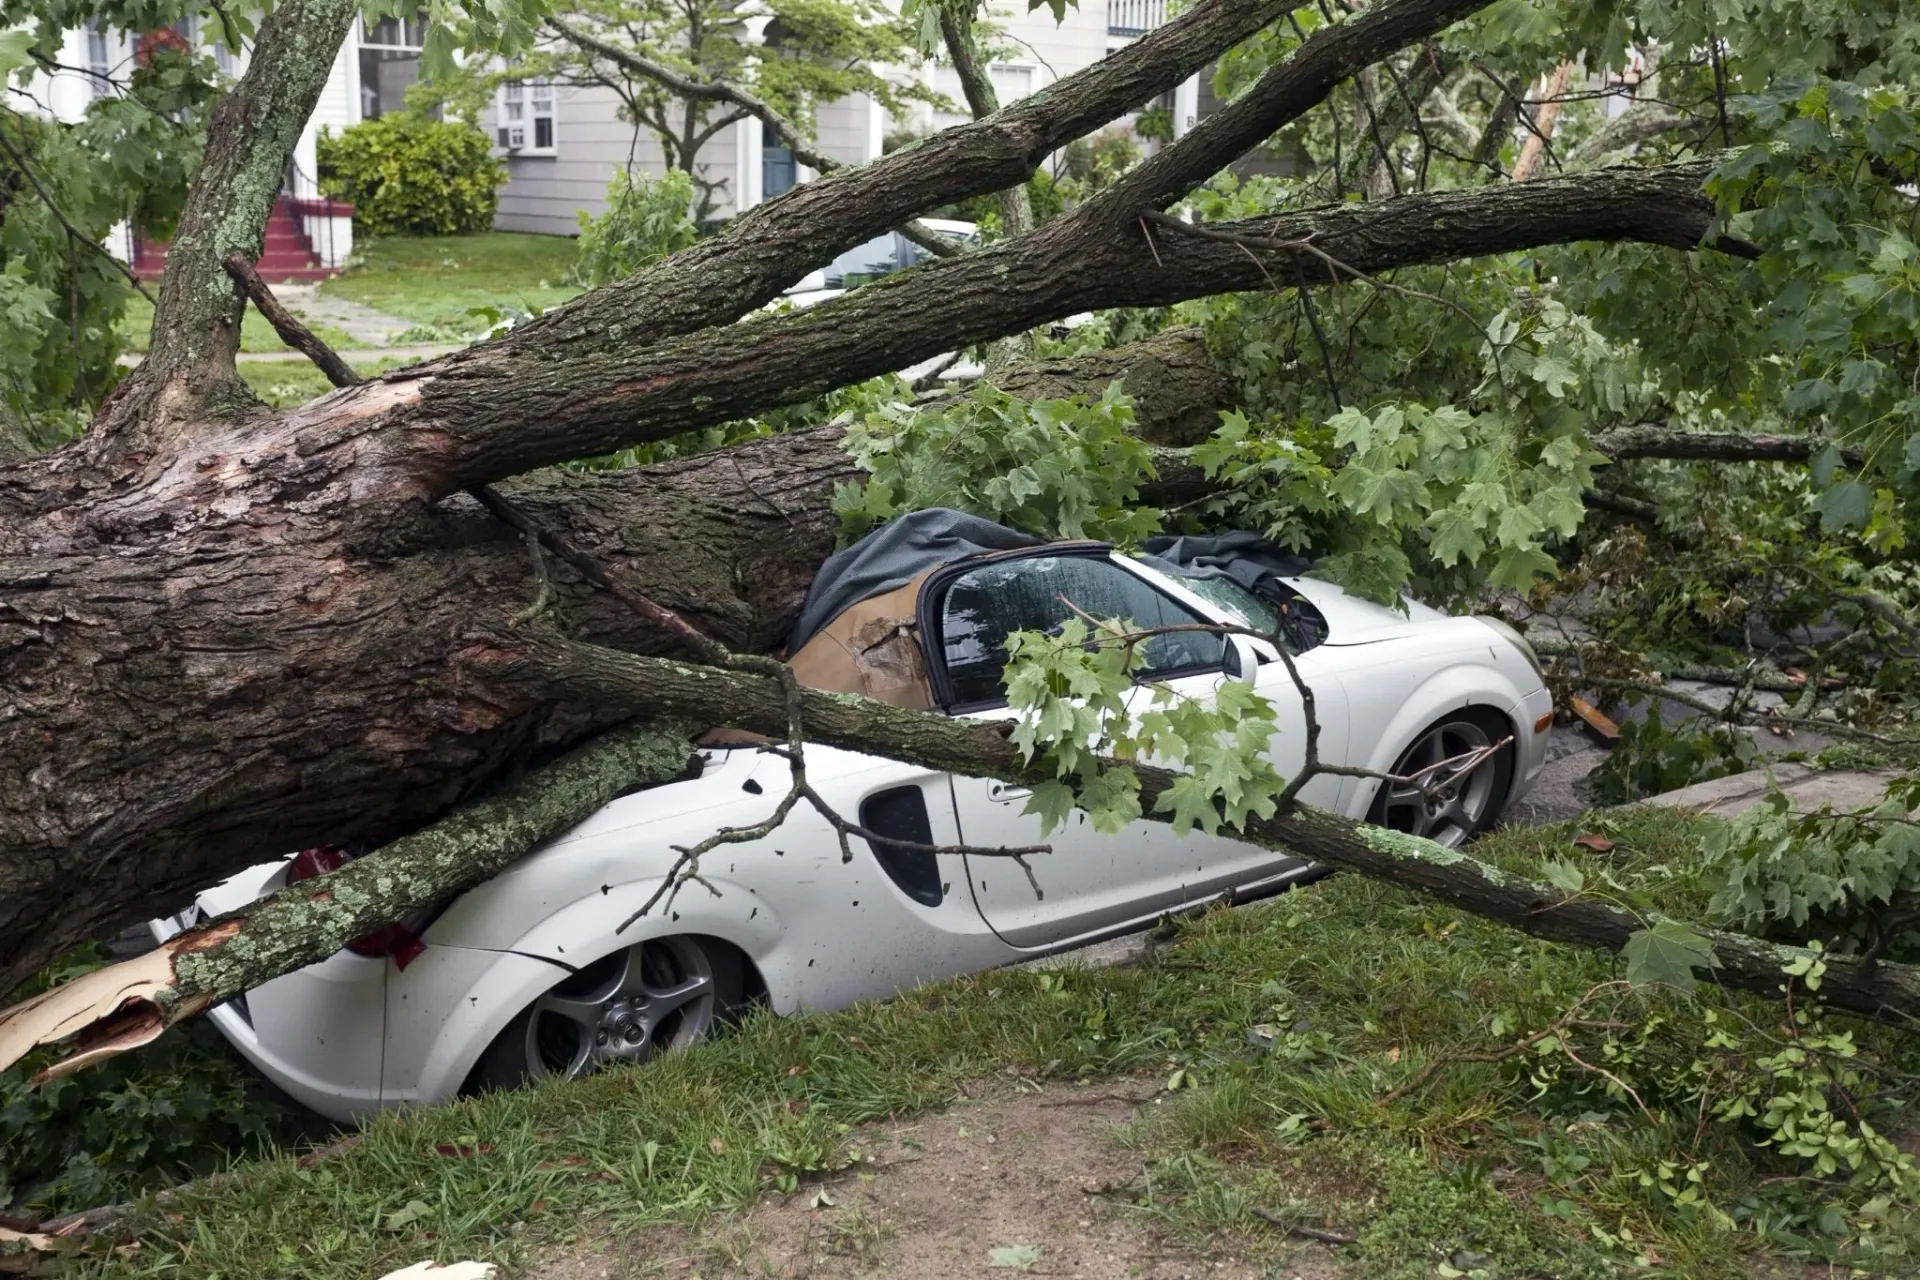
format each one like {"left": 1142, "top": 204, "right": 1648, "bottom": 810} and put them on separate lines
{"left": 1224, "top": 634, "right": 1261, "bottom": 680}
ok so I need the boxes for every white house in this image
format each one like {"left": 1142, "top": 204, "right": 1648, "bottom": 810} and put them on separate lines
{"left": 480, "top": 0, "right": 1201, "bottom": 234}
{"left": 23, "top": 13, "right": 367, "bottom": 276}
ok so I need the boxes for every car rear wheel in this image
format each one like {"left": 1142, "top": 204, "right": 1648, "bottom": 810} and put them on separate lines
{"left": 1367, "top": 709, "right": 1515, "bottom": 848}
{"left": 467, "top": 936, "right": 745, "bottom": 1093}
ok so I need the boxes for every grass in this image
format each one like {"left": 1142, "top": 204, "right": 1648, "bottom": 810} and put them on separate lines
{"left": 116, "top": 296, "right": 366, "bottom": 355}
{"left": 64, "top": 810, "right": 1920, "bottom": 1279}
{"left": 318, "top": 232, "right": 581, "bottom": 335}
{"left": 237, "top": 357, "right": 417, "bottom": 408}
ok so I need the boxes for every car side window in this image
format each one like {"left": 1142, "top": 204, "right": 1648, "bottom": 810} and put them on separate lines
{"left": 937, "top": 556, "right": 1227, "bottom": 708}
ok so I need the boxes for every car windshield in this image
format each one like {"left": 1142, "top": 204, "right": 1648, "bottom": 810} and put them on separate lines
{"left": 1169, "top": 573, "right": 1281, "bottom": 635}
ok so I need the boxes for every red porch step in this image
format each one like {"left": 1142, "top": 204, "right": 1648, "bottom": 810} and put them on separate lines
{"left": 135, "top": 195, "right": 348, "bottom": 283}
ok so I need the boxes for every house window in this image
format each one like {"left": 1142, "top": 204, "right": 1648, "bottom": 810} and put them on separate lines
{"left": 762, "top": 143, "right": 796, "bottom": 197}
{"left": 359, "top": 13, "right": 428, "bottom": 120}
{"left": 85, "top": 23, "right": 112, "bottom": 98}
{"left": 931, "top": 62, "right": 1034, "bottom": 126}
{"left": 496, "top": 80, "right": 555, "bottom": 153}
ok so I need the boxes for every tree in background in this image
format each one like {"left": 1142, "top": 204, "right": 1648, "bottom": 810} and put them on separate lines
{"left": 521, "top": 0, "right": 933, "bottom": 219}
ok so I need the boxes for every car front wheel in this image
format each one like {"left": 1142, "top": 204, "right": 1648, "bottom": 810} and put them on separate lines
{"left": 1367, "top": 709, "right": 1515, "bottom": 848}
{"left": 467, "top": 936, "right": 745, "bottom": 1093}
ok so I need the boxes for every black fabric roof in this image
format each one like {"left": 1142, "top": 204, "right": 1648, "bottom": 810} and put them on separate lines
{"left": 788, "top": 509, "right": 1042, "bottom": 653}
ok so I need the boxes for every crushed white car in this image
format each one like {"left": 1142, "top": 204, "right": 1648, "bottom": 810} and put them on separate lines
{"left": 152, "top": 510, "right": 1550, "bottom": 1122}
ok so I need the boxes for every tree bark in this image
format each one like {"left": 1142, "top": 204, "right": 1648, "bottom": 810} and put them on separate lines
{"left": 0, "top": 722, "right": 699, "bottom": 1079}
{"left": 406, "top": 160, "right": 1725, "bottom": 491}
{"left": 0, "top": 426, "right": 855, "bottom": 992}
{"left": 941, "top": 326, "right": 1239, "bottom": 445}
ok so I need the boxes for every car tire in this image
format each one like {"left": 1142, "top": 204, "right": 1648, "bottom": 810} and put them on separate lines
{"left": 465, "top": 936, "right": 747, "bottom": 1095}
{"left": 1366, "top": 707, "right": 1516, "bottom": 848}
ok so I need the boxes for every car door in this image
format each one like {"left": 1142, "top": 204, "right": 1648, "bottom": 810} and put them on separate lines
{"left": 930, "top": 550, "right": 1343, "bottom": 950}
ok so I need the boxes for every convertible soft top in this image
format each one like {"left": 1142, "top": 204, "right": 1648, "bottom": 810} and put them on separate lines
{"left": 778, "top": 510, "right": 1319, "bottom": 713}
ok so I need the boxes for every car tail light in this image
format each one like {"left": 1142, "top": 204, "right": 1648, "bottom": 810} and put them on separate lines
{"left": 285, "top": 846, "right": 429, "bottom": 969}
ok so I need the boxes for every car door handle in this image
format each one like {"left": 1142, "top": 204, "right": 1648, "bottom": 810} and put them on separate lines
{"left": 987, "top": 782, "right": 1031, "bottom": 804}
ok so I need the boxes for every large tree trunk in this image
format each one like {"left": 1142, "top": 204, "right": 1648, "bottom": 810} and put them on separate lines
{"left": 0, "top": 425, "right": 854, "bottom": 993}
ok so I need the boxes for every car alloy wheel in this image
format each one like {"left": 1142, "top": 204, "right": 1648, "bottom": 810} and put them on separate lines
{"left": 522, "top": 936, "right": 717, "bottom": 1081}
{"left": 1374, "top": 717, "right": 1504, "bottom": 848}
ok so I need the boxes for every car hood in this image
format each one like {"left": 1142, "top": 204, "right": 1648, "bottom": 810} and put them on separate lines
{"left": 1280, "top": 576, "right": 1453, "bottom": 645}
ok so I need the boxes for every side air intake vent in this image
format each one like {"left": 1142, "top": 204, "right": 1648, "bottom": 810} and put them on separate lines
{"left": 859, "top": 786, "right": 943, "bottom": 907}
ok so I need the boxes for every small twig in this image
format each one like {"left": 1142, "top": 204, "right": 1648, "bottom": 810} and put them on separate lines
{"left": 469, "top": 484, "right": 727, "bottom": 664}
{"left": 1248, "top": 1206, "right": 1358, "bottom": 1246}
{"left": 223, "top": 253, "right": 361, "bottom": 389}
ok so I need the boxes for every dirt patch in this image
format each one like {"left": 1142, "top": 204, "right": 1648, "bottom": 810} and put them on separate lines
{"left": 530, "top": 1081, "right": 1353, "bottom": 1280}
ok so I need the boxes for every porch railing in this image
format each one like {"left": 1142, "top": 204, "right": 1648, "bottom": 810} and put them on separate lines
{"left": 1107, "top": 0, "right": 1168, "bottom": 36}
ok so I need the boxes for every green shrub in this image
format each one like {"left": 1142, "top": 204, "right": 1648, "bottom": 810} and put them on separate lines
{"left": 572, "top": 167, "right": 698, "bottom": 286}
{"left": 1, "top": 947, "right": 287, "bottom": 1215}
{"left": 317, "top": 115, "right": 505, "bottom": 237}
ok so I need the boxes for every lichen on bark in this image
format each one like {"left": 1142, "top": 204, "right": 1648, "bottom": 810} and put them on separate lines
{"left": 162, "top": 720, "right": 699, "bottom": 1007}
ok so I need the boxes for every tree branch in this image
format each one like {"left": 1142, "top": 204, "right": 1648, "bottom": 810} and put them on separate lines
{"left": 939, "top": 7, "right": 1033, "bottom": 239}
{"left": 491, "top": 0, "right": 1345, "bottom": 357}
{"left": 0, "top": 122, "right": 155, "bottom": 305}
{"left": 500, "top": 639, "right": 1920, "bottom": 1026}
{"left": 1592, "top": 424, "right": 1864, "bottom": 468}
{"left": 1573, "top": 102, "right": 1700, "bottom": 165}
{"left": 224, "top": 254, "right": 361, "bottom": 389}
{"left": 0, "top": 722, "right": 701, "bottom": 1082}
{"left": 545, "top": 17, "right": 960, "bottom": 261}
{"left": 414, "top": 159, "right": 1729, "bottom": 488}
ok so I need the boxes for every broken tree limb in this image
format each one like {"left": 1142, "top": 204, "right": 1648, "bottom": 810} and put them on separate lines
{"left": 0, "top": 722, "right": 698, "bottom": 1080}
{"left": 224, "top": 253, "right": 362, "bottom": 390}
{"left": 500, "top": 639, "right": 1920, "bottom": 1027}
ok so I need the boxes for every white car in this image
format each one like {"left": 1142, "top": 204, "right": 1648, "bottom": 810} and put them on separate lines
{"left": 151, "top": 515, "right": 1552, "bottom": 1122}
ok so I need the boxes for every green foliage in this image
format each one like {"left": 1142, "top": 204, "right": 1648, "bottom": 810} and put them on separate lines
{"left": 0, "top": 948, "right": 284, "bottom": 1216}
{"left": 0, "top": 36, "right": 216, "bottom": 431}
{"left": 996, "top": 612, "right": 1284, "bottom": 840}
{"left": 572, "top": 167, "right": 698, "bottom": 287}
{"left": 1184, "top": 301, "right": 1618, "bottom": 606}
{"left": 1588, "top": 706, "right": 1760, "bottom": 805}
{"left": 1706, "top": 81, "right": 1920, "bottom": 552}
{"left": 316, "top": 116, "right": 506, "bottom": 237}
{"left": 834, "top": 381, "right": 1161, "bottom": 544}
{"left": 1705, "top": 777, "right": 1920, "bottom": 960}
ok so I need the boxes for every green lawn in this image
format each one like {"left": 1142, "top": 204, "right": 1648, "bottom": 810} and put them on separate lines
{"left": 239, "top": 357, "right": 417, "bottom": 407}
{"left": 74, "top": 810, "right": 1920, "bottom": 1279}
{"left": 320, "top": 232, "right": 581, "bottom": 334}
{"left": 116, "top": 296, "right": 366, "bottom": 355}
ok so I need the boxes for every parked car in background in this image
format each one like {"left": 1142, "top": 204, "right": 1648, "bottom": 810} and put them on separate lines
{"left": 775, "top": 218, "right": 985, "bottom": 383}
{"left": 151, "top": 511, "right": 1552, "bottom": 1122}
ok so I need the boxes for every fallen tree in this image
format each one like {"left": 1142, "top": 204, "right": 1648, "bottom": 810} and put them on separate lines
{"left": 2, "top": 0, "right": 1776, "bottom": 993}
{"left": 9, "top": 0, "right": 1916, "bottom": 1107}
